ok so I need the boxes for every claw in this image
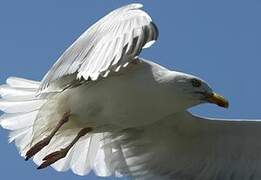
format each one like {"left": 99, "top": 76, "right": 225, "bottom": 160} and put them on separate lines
{"left": 42, "top": 149, "right": 66, "bottom": 161}
{"left": 37, "top": 149, "right": 68, "bottom": 169}
{"left": 37, "top": 127, "right": 92, "bottom": 169}
{"left": 25, "top": 112, "right": 71, "bottom": 161}
{"left": 25, "top": 137, "right": 50, "bottom": 161}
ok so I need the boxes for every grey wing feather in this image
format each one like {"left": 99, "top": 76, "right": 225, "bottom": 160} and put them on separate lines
{"left": 105, "top": 112, "right": 261, "bottom": 180}
{"left": 39, "top": 3, "right": 158, "bottom": 92}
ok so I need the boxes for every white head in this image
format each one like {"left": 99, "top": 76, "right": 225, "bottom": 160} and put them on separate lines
{"left": 164, "top": 71, "right": 229, "bottom": 110}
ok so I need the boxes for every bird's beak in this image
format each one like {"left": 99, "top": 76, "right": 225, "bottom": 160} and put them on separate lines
{"left": 207, "top": 92, "right": 229, "bottom": 108}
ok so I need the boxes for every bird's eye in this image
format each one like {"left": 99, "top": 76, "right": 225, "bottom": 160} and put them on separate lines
{"left": 191, "top": 79, "right": 202, "bottom": 88}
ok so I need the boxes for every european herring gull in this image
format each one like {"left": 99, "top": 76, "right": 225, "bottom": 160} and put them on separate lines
{"left": 1, "top": 3, "right": 260, "bottom": 180}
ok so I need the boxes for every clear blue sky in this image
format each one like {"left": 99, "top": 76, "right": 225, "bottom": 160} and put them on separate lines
{"left": 0, "top": 0, "right": 260, "bottom": 179}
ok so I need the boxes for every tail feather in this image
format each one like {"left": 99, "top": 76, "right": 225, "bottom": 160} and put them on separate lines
{"left": 0, "top": 77, "right": 113, "bottom": 177}
{"left": 6, "top": 77, "right": 40, "bottom": 88}
{"left": 0, "top": 85, "right": 37, "bottom": 100}
{"left": 9, "top": 128, "right": 30, "bottom": 143}
{"left": 14, "top": 127, "right": 34, "bottom": 156}
{"left": 0, "top": 99, "right": 44, "bottom": 113}
{"left": 0, "top": 111, "right": 37, "bottom": 130}
{"left": 0, "top": 77, "right": 45, "bottom": 156}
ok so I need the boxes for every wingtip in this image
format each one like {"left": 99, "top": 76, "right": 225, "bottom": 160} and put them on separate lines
{"left": 132, "top": 3, "right": 143, "bottom": 8}
{"left": 121, "top": 3, "right": 143, "bottom": 10}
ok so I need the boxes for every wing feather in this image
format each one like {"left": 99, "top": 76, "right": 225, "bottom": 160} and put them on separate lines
{"left": 106, "top": 112, "right": 261, "bottom": 180}
{"left": 39, "top": 3, "right": 158, "bottom": 92}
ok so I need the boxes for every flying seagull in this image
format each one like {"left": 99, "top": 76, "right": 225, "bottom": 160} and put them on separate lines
{"left": 0, "top": 3, "right": 260, "bottom": 180}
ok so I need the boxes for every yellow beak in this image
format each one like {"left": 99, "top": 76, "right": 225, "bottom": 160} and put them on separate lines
{"left": 207, "top": 92, "right": 229, "bottom": 108}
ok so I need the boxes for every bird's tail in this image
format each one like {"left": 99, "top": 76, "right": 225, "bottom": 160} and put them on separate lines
{"left": 0, "top": 77, "right": 45, "bottom": 154}
{"left": 0, "top": 77, "right": 112, "bottom": 176}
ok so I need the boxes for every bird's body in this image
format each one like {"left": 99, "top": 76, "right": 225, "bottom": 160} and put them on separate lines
{"left": 64, "top": 59, "right": 192, "bottom": 129}
{"left": 0, "top": 3, "right": 260, "bottom": 180}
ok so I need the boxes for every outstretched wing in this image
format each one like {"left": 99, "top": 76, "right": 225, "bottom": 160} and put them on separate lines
{"left": 106, "top": 112, "right": 261, "bottom": 180}
{"left": 39, "top": 3, "right": 158, "bottom": 92}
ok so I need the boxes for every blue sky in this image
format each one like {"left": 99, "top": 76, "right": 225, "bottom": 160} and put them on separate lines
{"left": 0, "top": 0, "right": 260, "bottom": 179}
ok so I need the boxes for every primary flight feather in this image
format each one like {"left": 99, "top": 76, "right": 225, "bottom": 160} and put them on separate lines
{"left": 0, "top": 3, "right": 260, "bottom": 180}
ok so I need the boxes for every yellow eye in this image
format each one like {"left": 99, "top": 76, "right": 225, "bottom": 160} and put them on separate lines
{"left": 191, "top": 78, "right": 202, "bottom": 88}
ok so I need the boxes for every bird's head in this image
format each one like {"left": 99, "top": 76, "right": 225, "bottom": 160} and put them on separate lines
{"left": 168, "top": 72, "right": 229, "bottom": 109}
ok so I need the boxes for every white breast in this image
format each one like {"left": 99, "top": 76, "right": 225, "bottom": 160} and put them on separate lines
{"left": 66, "top": 60, "right": 182, "bottom": 129}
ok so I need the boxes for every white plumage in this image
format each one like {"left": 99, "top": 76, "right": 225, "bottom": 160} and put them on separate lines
{"left": 1, "top": 3, "right": 261, "bottom": 180}
{"left": 0, "top": 77, "right": 109, "bottom": 176}
{"left": 39, "top": 3, "right": 158, "bottom": 92}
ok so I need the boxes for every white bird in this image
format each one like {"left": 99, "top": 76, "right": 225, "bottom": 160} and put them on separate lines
{"left": 0, "top": 3, "right": 260, "bottom": 180}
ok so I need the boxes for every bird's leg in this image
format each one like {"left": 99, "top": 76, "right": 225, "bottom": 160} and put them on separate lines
{"left": 25, "top": 112, "right": 71, "bottom": 161}
{"left": 37, "top": 127, "right": 92, "bottom": 170}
